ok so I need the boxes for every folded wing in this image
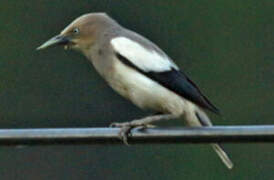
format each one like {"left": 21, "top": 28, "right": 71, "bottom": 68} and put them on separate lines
{"left": 111, "top": 36, "right": 219, "bottom": 114}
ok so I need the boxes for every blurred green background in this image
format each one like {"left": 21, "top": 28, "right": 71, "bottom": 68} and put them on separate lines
{"left": 0, "top": 0, "right": 274, "bottom": 179}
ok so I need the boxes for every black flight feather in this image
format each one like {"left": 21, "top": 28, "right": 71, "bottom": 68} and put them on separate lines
{"left": 116, "top": 53, "right": 220, "bottom": 114}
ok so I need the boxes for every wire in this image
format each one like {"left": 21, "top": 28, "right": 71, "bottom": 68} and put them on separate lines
{"left": 0, "top": 125, "right": 274, "bottom": 146}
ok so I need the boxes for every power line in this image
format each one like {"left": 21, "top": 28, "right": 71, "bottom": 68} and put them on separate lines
{"left": 0, "top": 125, "right": 274, "bottom": 146}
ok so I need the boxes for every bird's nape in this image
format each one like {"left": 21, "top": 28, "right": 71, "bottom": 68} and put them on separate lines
{"left": 37, "top": 12, "right": 233, "bottom": 169}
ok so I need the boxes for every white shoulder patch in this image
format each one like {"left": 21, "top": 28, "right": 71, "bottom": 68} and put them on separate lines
{"left": 111, "top": 37, "right": 179, "bottom": 72}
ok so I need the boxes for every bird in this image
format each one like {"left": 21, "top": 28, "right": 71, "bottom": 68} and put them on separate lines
{"left": 37, "top": 12, "right": 233, "bottom": 169}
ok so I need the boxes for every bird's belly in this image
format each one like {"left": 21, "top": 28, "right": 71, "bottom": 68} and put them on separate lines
{"left": 107, "top": 60, "right": 185, "bottom": 115}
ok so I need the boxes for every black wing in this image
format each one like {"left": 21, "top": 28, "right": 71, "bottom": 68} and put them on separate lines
{"left": 116, "top": 53, "right": 220, "bottom": 114}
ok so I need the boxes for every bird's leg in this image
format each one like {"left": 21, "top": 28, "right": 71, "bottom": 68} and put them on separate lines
{"left": 110, "top": 114, "right": 177, "bottom": 144}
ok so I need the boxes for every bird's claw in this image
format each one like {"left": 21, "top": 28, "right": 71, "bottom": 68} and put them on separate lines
{"left": 110, "top": 122, "right": 154, "bottom": 145}
{"left": 110, "top": 122, "right": 134, "bottom": 145}
{"left": 109, "top": 122, "right": 129, "bottom": 128}
{"left": 118, "top": 126, "right": 132, "bottom": 145}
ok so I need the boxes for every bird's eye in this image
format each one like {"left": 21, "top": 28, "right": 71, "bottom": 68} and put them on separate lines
{"left": 73, "top": 28, "right": 79, "bottom": 34}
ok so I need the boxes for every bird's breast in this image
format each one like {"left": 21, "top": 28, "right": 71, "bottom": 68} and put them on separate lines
{"left": 107, "top": 59, "right": 186, "bottom": 115}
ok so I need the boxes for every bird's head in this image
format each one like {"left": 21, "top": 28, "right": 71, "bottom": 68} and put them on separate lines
{"left": 37, "top": 13, "right": 114, "bottom": 52}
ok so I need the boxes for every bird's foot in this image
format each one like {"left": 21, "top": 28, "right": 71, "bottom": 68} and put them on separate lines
{"left": 110, "top": 122, "right": 155, "bottom": 145}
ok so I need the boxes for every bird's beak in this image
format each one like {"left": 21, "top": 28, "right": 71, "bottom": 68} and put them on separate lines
{"left": 36, "top": 35, "right": 70, "bottom": 50}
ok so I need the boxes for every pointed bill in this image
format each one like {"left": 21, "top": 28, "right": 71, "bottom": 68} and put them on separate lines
{"left": 36, "top": 35, "right": 70, "bottom": 50}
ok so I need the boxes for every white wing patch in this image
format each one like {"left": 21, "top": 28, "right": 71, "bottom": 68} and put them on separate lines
{"left": 111, "top": 37, "right": 179, "bottom": 72}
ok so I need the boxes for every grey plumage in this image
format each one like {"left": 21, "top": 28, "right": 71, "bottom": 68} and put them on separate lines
{"left": 37, "top": 12, "right": 233, "bottom": 169}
